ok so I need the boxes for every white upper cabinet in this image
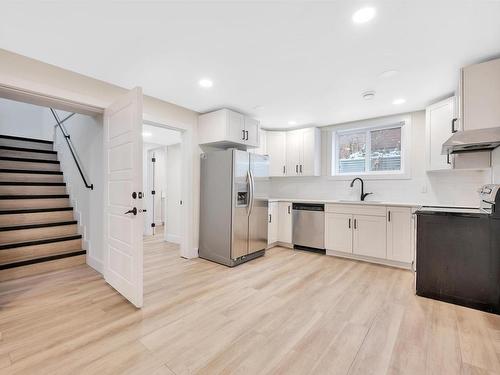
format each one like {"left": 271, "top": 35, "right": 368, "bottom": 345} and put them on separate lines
{"left": 269, "top": 127, "right": 320, "bottom": 177}
{"left": 286, "top": 130, "right": 303, "bottom": 176}
{"left": 301, "top": 127, "right": 321, "bottom": 176}
{"left": 425, "top": 97, "right": 455, "bottom": 171}
{"left": 460, "top": 58, "right": 500, "bottom": 131}
{"left": 244, "top": 116, "right": 260, "bottom": 147}
{"left": 198, "top": 109, "right": 260, "bottom": 148}
{"left": 266, "top": 131, "right": 287, "bottom": 176}
{"left": 426, "top": 97, "right": 491, "bottom": 171}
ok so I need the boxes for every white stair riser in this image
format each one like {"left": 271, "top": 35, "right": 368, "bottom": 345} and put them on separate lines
{"left": 0, "top": 210, "right": 74, "bottom": 226}
{"left": 0, "top": 185, "right": 66, "bottom": 195}
{"left": 0, "top": 173, "right": 64, "bottom": 183}
{"left": 0, "top": 149, "right": 58, "bottom": 160}
{"left": 0, "top": 198, "right": 70, "bottom": 210}
{"left": 0, "top": 139, "right": 53, "bottom": 151}
{"left": 0, "top": 224, "right": 78, "bottom": 244}
{"left": 0, "top": 239, "right": 82, "bottom": 264}
{"left": 0, "top": 160, "right": 60, "bottom": 171}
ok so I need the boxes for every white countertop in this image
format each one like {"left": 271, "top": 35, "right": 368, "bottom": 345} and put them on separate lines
{"left": 266, "top": 198, "right": 420, "bottom": 207}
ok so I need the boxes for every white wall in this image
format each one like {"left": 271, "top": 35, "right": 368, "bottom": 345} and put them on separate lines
{"left": 165, "top": 143, "right": 182, "bottom": 244}
{"left": 0, "top": 97, "right": 54, "bottom": 140}
{"left": 53, "top": 112, "right": 104, "bottom": 272}
{"left": 270, "top": 111, "right": 492, "bottom": 207}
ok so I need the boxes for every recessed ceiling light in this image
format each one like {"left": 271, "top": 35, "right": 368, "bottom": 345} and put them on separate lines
{"left": 142, "top": 131, "right": 152, "bottom": 137}
{"left": 379, "top": 70, "right": 399, "bottom": 79}
{"left": 198, "top": 79, "right": 213, "bottom": 88}
{"left": 352, "top": 7, "right": 376, "bottom": 24}
{"left": 362, "top": 90, "right": 376, "bottom": 100}
{"left": 288, "top": 121, "right": 297, "bottom": 126}
{"left": 393, "top": 98, "right": 406, "bottom": 105}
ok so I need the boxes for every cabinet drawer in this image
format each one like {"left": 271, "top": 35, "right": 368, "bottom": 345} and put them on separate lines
{"left": 326, "top": 204, "right": 386, "bottom": 217}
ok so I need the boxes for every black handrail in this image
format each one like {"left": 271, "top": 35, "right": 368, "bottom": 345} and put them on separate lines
{"left": 50, "top": 108, "right": 94, "bottom": 190}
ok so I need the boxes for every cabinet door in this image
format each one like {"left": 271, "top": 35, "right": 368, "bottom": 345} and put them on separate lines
{"left": 244, "top": 116, "right": 260, "bottom": 147}
{"left": 325, "top": 213, "right": 353, "bottom": 253}
{"left": 227, "top": 110, "right": 246, "bottom": 144}
{"left": 268, "top": 202, "right": 279, "bottom": 245}
{"left": 426, "top": 97, "right": 454, "bottom": 171}
{"left": 266, "top": 131, "right": 287, "bottom": 176}
{"left": 286, "top": 130, "right": 302, "bottom": 176}
{"left": 386, "top": 207, "right": 413, "bottom": 263}
{"left": 301, "top": 128, "right": 320, "bottom": 176}
{"left": 278, "top": 202, "right": 292, "bottom": 244}
{"left": 353, "top": 215, "right": 387, "bottom": 258}
{"left": 251, "top": 129, "right": 266, "bottom": 155}
{"left": 462, "top": 58, "right": 500, "bottom": 131}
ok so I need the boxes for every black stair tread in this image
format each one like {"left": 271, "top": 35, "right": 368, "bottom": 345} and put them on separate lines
{"left": 0, "top": 182, "right": 66, "bottom": 186}
{"left": 0, "top": 234, "right": 82, "bottom": 250}
{"left": 0, "top": 250, "right": 86, "bottom": 270}
{"left": 0, "top": 145, "right": 57, "bottom": 154}
{"left": 0, "top": 134, "right": 53, "bottom": 144}
{"left": 0, "top": 220, "right": 77, "bottom": 232}
{"left": 0, "top": 207, "right": 73, "bottom": 215}
{"left": 0, "top": 194, "right": 69, "bottom": 199}
{"left": 0, "top": 169, "right": 63, "bottom": 175}
{"left": 0, "top": 156, "right": 60, "bottom": 164}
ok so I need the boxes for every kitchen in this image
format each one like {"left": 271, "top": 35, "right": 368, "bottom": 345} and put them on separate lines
{"left": 198, "top": 58, "right": 500, "bottom": 314}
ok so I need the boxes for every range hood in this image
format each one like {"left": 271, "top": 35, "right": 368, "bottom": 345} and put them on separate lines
{"left": 442, "top": 127, "right": 500, "bottom": 154}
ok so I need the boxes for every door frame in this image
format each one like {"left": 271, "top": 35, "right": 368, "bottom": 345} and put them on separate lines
{"left": 143, "top": 118, "right": 192, "bottom": 259}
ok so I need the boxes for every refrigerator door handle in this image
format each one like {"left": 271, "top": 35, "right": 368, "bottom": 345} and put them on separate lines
{"left": 248, "top": 170, "right": 255, "bottom": 216}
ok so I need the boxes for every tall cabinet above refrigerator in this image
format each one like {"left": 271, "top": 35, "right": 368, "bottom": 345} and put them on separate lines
{"left": 199, "top": 149, "right": 269, "bottom": 267}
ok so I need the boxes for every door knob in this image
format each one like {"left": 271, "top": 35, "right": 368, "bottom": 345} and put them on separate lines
{"left": 124, "top": 207, "right": 138, "bottom": 215}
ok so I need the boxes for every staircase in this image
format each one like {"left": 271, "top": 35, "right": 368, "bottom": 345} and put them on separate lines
{"left": 0, "top": 134, "right": 86, "bottom": 281}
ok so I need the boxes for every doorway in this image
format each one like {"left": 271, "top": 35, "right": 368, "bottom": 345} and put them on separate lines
{"left": 142, "top": 121, "right": 185, "bottom": 258}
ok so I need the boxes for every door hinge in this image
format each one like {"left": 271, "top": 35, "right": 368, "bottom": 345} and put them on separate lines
{"left": 151, "top": 223, "right": 156, "bottom": 228}
{"left": 151, "top": 157, "right": 156, "bottom": 162}
{"left": 151, "top": 190, "right": 156, "bottom": 195}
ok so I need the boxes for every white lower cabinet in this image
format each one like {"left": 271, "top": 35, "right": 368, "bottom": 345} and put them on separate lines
{"left": 268, "top": 202, "right": 278, "bottom": 245}
{"left": 324, "top": 203, "right": 414, "bottom": 268}
{"left": 325, "top": 213, "right": 352, "bottom": 253}
{"left": 277, "top": 201, "right": 292, "bottom": 244}
{"left": 386, "top": 206, "right": 413, "bottom": 263}
{"left": 352, "top": 215, "right": 387, "bottom": 259}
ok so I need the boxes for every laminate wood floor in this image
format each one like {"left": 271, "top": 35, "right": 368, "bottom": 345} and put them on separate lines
{"left": 0, "top": 232, "right": 499, "bottom": 374}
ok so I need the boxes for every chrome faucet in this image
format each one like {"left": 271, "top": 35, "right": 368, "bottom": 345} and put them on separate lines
{"left": 350, "top": 177, "right": 373, "bottom": 201}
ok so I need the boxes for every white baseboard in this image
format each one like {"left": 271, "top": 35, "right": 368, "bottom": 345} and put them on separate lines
{"left": 325, "top": 249, "right": 412, "bottom": 270}
{"left": 87, "top": 255, "right": 104, "bottom": 274}
{"left": 166, "top": 233, "right": 181, "bottom": 244}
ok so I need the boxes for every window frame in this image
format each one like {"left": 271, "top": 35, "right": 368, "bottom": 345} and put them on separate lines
{"left": 330, "top": 119, "right": 410, "bottom": 180}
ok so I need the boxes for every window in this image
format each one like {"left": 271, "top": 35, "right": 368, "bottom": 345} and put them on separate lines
{"left": 334, "top": 124, "right": 403, "bottom": 175}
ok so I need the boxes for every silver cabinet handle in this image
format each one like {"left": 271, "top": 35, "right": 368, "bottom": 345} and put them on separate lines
{"left": 348, "top": 218, "right": 351, "bottom": 229}
{"left": 299, "top": 164, "right": 302, "bottom": 173}
{"left": 295, "top": 165, "right": 298, "bottom": 174}
{"left": 242, "top": 130, "right": 245, "bottom": 140}
{"left": 354, "top": 218, "right": 357, "bottom": 229}
{"left": 283, "top": 165, "right": 286, "bottom": 175}
{"left": 269, "top": 214, "right": 272, "bottom": 223}
{"left": 388, "top": 211, "right": 391, "bottom": 222}
{"left": 288, "top": 205, "right": 291, "bottom": 214}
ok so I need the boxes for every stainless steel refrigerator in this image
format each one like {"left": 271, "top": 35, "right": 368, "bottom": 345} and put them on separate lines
{"left": 199, "top": 149, "right": 269, "bottom": 267}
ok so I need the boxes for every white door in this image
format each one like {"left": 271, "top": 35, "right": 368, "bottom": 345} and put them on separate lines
{"left": 353, "top": 215, "right": 386, "bottom": 259}
{"left": 386, "top": 207, "right": 413, "bottom": 263}
{"left": 267, "top": 131, "right": 287, "bottom": 176}
{"left": 227, "top": 110, "right": 245, "bottom": 144}
{"left": 244, "top": 116, "right": 260, "bottom": 147}
{"left": 278, "top": 201, "right": 292, "bottom": 243}
{"left": 268, "top": 202, "right": 279, "bottom": 245}
{"left": 286, "top": 130, "right": 302, "bottom": 176}
{"left": 325, "top": 213, "right": 353, "bottom": 253}
{"left": 103, "top": 87, "right": 144, "bottom": 308}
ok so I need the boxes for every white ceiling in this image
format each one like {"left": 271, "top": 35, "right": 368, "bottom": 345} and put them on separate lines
{"left": 1, "top": 1, "right": 500, "bottom": 129}
{"left": 142, "top": 124, "right": 181, "bottom": 146}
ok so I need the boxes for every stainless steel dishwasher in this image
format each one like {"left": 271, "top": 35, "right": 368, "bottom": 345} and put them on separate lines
{"left": 292, "top": 203, "right": 325, "bottom": 251}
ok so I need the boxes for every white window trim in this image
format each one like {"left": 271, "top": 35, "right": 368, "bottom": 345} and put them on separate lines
{"left": 328, "top": 115, "right": 412, "bottom": 181}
